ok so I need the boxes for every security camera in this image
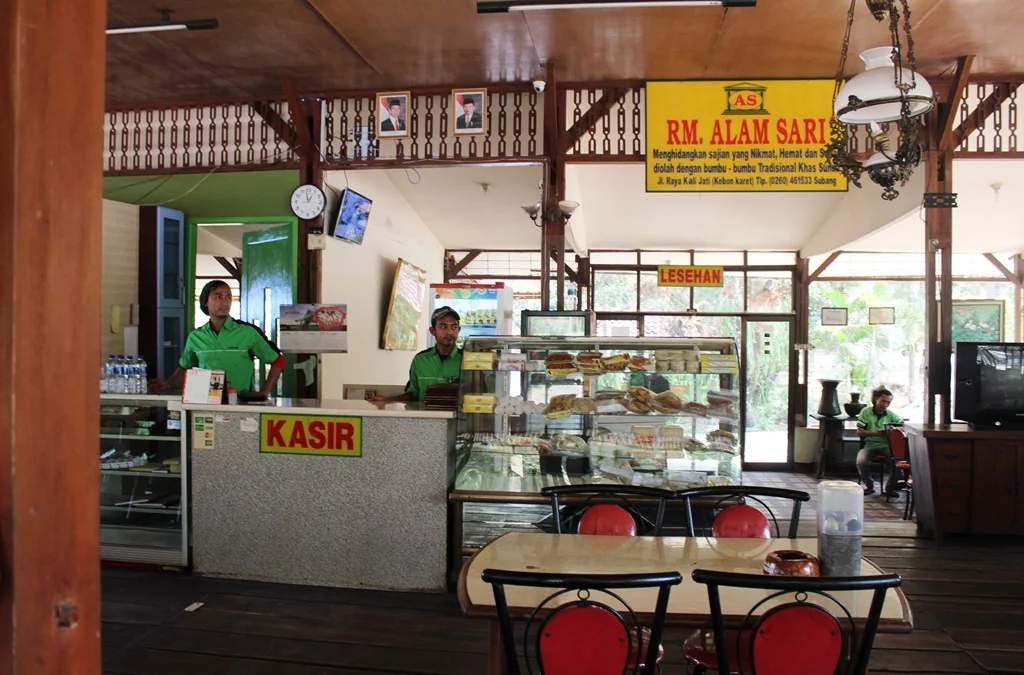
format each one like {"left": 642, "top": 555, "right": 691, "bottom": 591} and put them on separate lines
{"left": 533, "top": 80, "right": 546, "bottom": 93}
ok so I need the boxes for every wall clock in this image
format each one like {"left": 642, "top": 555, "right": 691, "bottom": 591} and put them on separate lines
{"left": 289, "top": 184, "right": 327, "bottom": 220}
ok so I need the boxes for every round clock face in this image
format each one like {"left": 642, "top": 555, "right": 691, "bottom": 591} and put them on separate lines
{"left": 290, "top": 184, "right": 326, "bottom": 220}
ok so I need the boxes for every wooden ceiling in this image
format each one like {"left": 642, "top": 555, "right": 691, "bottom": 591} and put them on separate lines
{"left": 106, "top": 0, "right": 1024, "bottom": 105}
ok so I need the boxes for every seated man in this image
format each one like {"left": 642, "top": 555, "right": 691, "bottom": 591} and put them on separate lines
{"left": 856, "top": 386, "right": 902, "bottom": 496}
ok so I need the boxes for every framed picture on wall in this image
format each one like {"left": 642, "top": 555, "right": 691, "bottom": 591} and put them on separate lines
{"left": 950, "top": 299, "right": 1005, "bottom": 345}
{"left": 868, "top": 307, "right": 896, "bottom": 325}
{"left": 452, "top": 88, "right": 487, "bottom": 136}
{"left": 821, "top": 307, "right": 848, "bottom": 326}
{"left": 376, "top": 91, "right": 411, "bottom": 139}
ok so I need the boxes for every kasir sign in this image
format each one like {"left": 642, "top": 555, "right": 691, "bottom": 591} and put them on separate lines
{"left": 645, "top": 79, "right": 847, "bottom": 193}
{"left": 260, "top": 414, "right": 362, "bottom": 457}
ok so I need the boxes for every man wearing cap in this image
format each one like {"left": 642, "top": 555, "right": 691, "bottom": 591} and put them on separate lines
{"left": 150, "top": 279, "right": 287, "bottom": 397}
{"left": 372, "top": 306, "right": 462, "bottom": 403}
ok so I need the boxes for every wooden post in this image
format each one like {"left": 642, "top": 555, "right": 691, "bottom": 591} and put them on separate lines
{"left": 540, "top": 63, "right": 566, "bottom": 311}
{"left": 793, "top": 258, "right": 810, "bottom": 427}
{"left": 0, "top": 0, "right": 105, "bottom": 673}
{"left": 924, "top": 148, "right": 954, "bottom": 425}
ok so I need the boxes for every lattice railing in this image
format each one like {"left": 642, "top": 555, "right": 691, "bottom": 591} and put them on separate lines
{"left": 321, "top": 88, "right": 543, "bottom": 166}
{"left": 104, "top": 100, "right": 300, "bottom": 175}
{"left": 102, "top": 80, "right": 1024, "bottom": 176}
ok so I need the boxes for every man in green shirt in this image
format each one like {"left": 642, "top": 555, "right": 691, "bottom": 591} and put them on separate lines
{"left": 373, "top": 306, "right": 463, "bottom": 403}
{"left": 152, "top": 280, "right": 286, "bottom": 396}
{"left": 856, "top": 386, "right": 902, "bottom": 496}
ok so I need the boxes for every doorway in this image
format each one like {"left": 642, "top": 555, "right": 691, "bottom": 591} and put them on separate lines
{"left": 741, "top": 316, "right": 794, "bottom": 468}
{"left": 186, "top": 218, "right": 299, "bottom": 397}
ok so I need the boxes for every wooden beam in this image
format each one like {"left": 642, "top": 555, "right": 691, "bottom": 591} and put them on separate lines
{"left": 808, "top": 251, "right": 843, "bottom": 282}
{"left": 924, "top": 149, "right": 954, "bottom": 425}
{"left": 950, "top": 83, "right": 1013, "bottom": 150}
{"left": 214, "top": 256, "right": 242, "bottom": 281}
{"left": 560, "top": 87, "right": 629, "bottom": 154}
{"left": 937, "top": 56, "right": 974, "bottom": 152}
{"left": 550, "top": 249, "right": 580, "bottom": 285}
{"left": 983, "top": 253, "right": 1017, "bottom": 284}
{"left": 282, "top": 78, "right": 316, "bottom": 164}
{"left": 447, "top": 250, "right": 481, "bottom": 279}
{"left": 1015, "top": 254, "right": 1023, "bottom": 342}
{"left": 251, "top": 101, "right": 299, "bottom": 151}
{"left": 0, "top": 0, "right": 105, "bottom": 672}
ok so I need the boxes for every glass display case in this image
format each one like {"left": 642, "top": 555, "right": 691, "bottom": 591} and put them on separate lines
{"left": 453, "top": 336, "right": 742, "bottom": 496}
{"left": 99, "top": 394, "right": 188, "bottom": 567}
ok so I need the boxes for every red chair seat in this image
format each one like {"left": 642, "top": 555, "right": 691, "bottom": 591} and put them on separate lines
{"left": 629, "top": 627, "right": 665, "bottom": 670}
{"left": 712, "top": 504, "right": 772, "bottom": 539}
{"left": 578, "top": 504, "right": 637, "bottom": 536}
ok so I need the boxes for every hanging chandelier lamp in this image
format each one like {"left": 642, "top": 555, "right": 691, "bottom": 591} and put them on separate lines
{"left": 822, "top": 0, "right": 937, "bottom": 201}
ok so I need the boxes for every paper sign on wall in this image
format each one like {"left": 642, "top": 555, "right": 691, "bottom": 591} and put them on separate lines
{"left": 192, "top": 414, "right": 216, "bottom": 450}
{"left": 260, "top": 414, "right": 362, "bottom": 457}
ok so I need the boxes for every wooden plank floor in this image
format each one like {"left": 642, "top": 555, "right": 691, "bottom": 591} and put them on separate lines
{"left": 102, "top": 530, "right": 1024, "bottom": 675}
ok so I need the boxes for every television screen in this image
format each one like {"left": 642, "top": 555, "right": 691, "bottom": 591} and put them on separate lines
{"left": 976, "top": 344, "right": 1024, "bottom": 411}
{"left": 331, "top": 188, "right": 372, "bottom": 244}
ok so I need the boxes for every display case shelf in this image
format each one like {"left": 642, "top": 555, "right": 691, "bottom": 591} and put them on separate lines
{"left": 98, "top": 394, "right": 188, "bottom": 568}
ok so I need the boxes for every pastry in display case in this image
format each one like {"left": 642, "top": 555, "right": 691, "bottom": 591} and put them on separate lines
{"left": 452, "top": 336, "right": 743, "bottom": 495}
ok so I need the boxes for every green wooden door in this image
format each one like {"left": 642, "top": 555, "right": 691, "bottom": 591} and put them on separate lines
{"left": 241, "top": 224, "right": 298, "bottom": 397}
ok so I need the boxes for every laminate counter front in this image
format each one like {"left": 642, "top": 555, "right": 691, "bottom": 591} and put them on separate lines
{"left": 905, "top": 423, "right": 1024, "bottom": 539}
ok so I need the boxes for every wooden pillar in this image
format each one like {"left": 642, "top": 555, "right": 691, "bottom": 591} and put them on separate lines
{"left": 540, "top": 62, "right": 566, "bottom": 311}
{"left": 924, "top": 148, "right": 954, "bottom": 425}
{"left": 0, "top": 0, "right": 105, "bottom": 673}
{"left": 793, "top": 258, "right": 810, "bottom": 426}
{"left": 1014, "top": 254, "right": 1023, "bottom": 342}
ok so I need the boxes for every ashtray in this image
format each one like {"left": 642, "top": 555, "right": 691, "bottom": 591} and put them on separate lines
{"left": 763, "top": 550, "right": 820, "bottom": 577}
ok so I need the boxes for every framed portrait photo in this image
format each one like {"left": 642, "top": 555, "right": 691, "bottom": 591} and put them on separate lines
{"left": 376, "top": 91, "right": 411, "bottom": 139}
{"left": 452, "top": 88, "right": 487, "bottom": 136}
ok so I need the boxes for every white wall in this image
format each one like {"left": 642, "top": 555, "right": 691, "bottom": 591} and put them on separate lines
{"left": 320, "top": 171, "right": 444, "bottom": 395}
{"left": 100, "top": 199, "right": 140, "bottom": 360}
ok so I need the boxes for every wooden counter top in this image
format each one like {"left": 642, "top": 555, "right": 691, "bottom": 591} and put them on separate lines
{"left": 905, "top": 423, "right": 1024, "bottom": 440}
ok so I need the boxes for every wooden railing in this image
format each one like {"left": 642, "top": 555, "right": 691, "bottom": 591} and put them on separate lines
{"left": 102, "top": 80, "right": 1024, "bottom": 176}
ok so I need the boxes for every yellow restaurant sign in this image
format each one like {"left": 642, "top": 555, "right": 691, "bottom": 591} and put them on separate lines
{"left": 645, "top": 80, "right": 847, "bottom": 193}
{"left": 260, "top": 413, "right": 362, "bottom": 457}
{"left": 657, "top": 266, "right": 724, "bottom": 287}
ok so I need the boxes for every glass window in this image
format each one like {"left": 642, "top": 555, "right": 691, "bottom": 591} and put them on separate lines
{"left": 596, "top": 319, "right": 638, "bottom": 337}
{"left": 747, "top": 272, "right": 793, "bottom": 313}
{"left": 640, "top": 251, "right": 693, "bottom": 265}
{"left": 593, "top": 271, "right": 638, "bottom": 311}
{"left": 693, "top": 272, "right": 744, "bottom": 313}
{"left": 747, "top": 251, "right": 796, "bottom": 265}
{"left": 640, "top": 271, "right": 690, "bottom": 311}
{"left": 643, "top": 315, "right": 740, "bottom": 339}
{"left": 590, "top": 251, "right": 639, "bottom": 264}
{"left": 693, "top": 251, "right": 744, "bottom": 265}
{"left": 807, "top": 280, "right": 926, "bottom": 426}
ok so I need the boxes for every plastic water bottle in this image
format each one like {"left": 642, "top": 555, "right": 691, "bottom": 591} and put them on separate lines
{"left": 115, "top": 355, "right": 126, "bottom": 393}
{"left": 137, "top": 356, "right": 148, "bottom": 394}
{"left": 104, "top": 355, "right": 116, "bottom": 393}
{"left": 126, "top": 356, "right": 138, "bottom": 394}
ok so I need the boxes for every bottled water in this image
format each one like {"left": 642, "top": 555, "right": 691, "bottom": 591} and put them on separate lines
{"left": 114, "top": 355, "right": 126, "bottom": 393}
{"left": 137, "top": 356, "right": 148, "bottom": 394}
{"left": 125, "top": 356, "right": 136, "bottom": 394}
{"left": 104, "top": 355, "right": 116, "bottom": 393}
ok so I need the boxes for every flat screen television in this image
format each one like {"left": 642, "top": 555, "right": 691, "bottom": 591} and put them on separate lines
{"left": 954, "top": 342, "right": 1024, "bottom": 428}
{"left": 330, "top": 188, "right": 372, "bottom": 245}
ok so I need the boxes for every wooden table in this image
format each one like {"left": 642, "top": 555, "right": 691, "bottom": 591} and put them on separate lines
{"left": 459, "top": 532, "right": 913, "bottom": 674}
{"left": 810, "top": 414, "right": 856, "bottom": 478}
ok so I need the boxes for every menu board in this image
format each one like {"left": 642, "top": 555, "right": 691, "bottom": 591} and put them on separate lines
{"left": 381, "top": 258, "right": 428, "bottom": 351}
{"left": 279, "top": 304, "right": 348, "bottom": 353}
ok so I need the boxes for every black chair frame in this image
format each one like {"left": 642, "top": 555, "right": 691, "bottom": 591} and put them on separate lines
{"left": 674, "top": 486, "right": 811, "bottom": 539}
{"left": 541, "top": 484, "right": 674, "bottom": 536}
{"left": 482, "top": 568, "right": 682, "bottom": 675}
{"left": 691, "top": 569, "right": 902, "bottom": 675}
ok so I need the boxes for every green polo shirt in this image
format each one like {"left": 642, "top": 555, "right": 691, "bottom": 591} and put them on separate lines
{"left": 857, "top": 405, "right": 902, "bottom": 452}
{"left": 179, "top": 317, "right": 281, "bottom": 394}
{"left": 406, "top": 346, "right": 462, "bottom": 402}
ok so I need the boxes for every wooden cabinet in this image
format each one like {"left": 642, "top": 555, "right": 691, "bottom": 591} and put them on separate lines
{"left": 909, "top": 424, "right": 1024, "bottom": 539}
{"left": 930, "top": 441, "right": 973, "bottom": 534}
{"left": 971, "top": 441, "right": 1024, "bottom": 535}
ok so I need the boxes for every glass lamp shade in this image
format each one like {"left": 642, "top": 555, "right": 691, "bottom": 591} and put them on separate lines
{"left": 861, "top": 151, "right": 894, "bottom": 169}
{"left": 834, "top": 47, "right": 935, "bottom": 124}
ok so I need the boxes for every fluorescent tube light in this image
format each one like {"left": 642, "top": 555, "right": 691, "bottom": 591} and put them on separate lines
{"left": 106, "top": 18, "right": 219, "bottom": 35}
{"left": 478, "top": 0, "right": 755, "bottom": 12}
